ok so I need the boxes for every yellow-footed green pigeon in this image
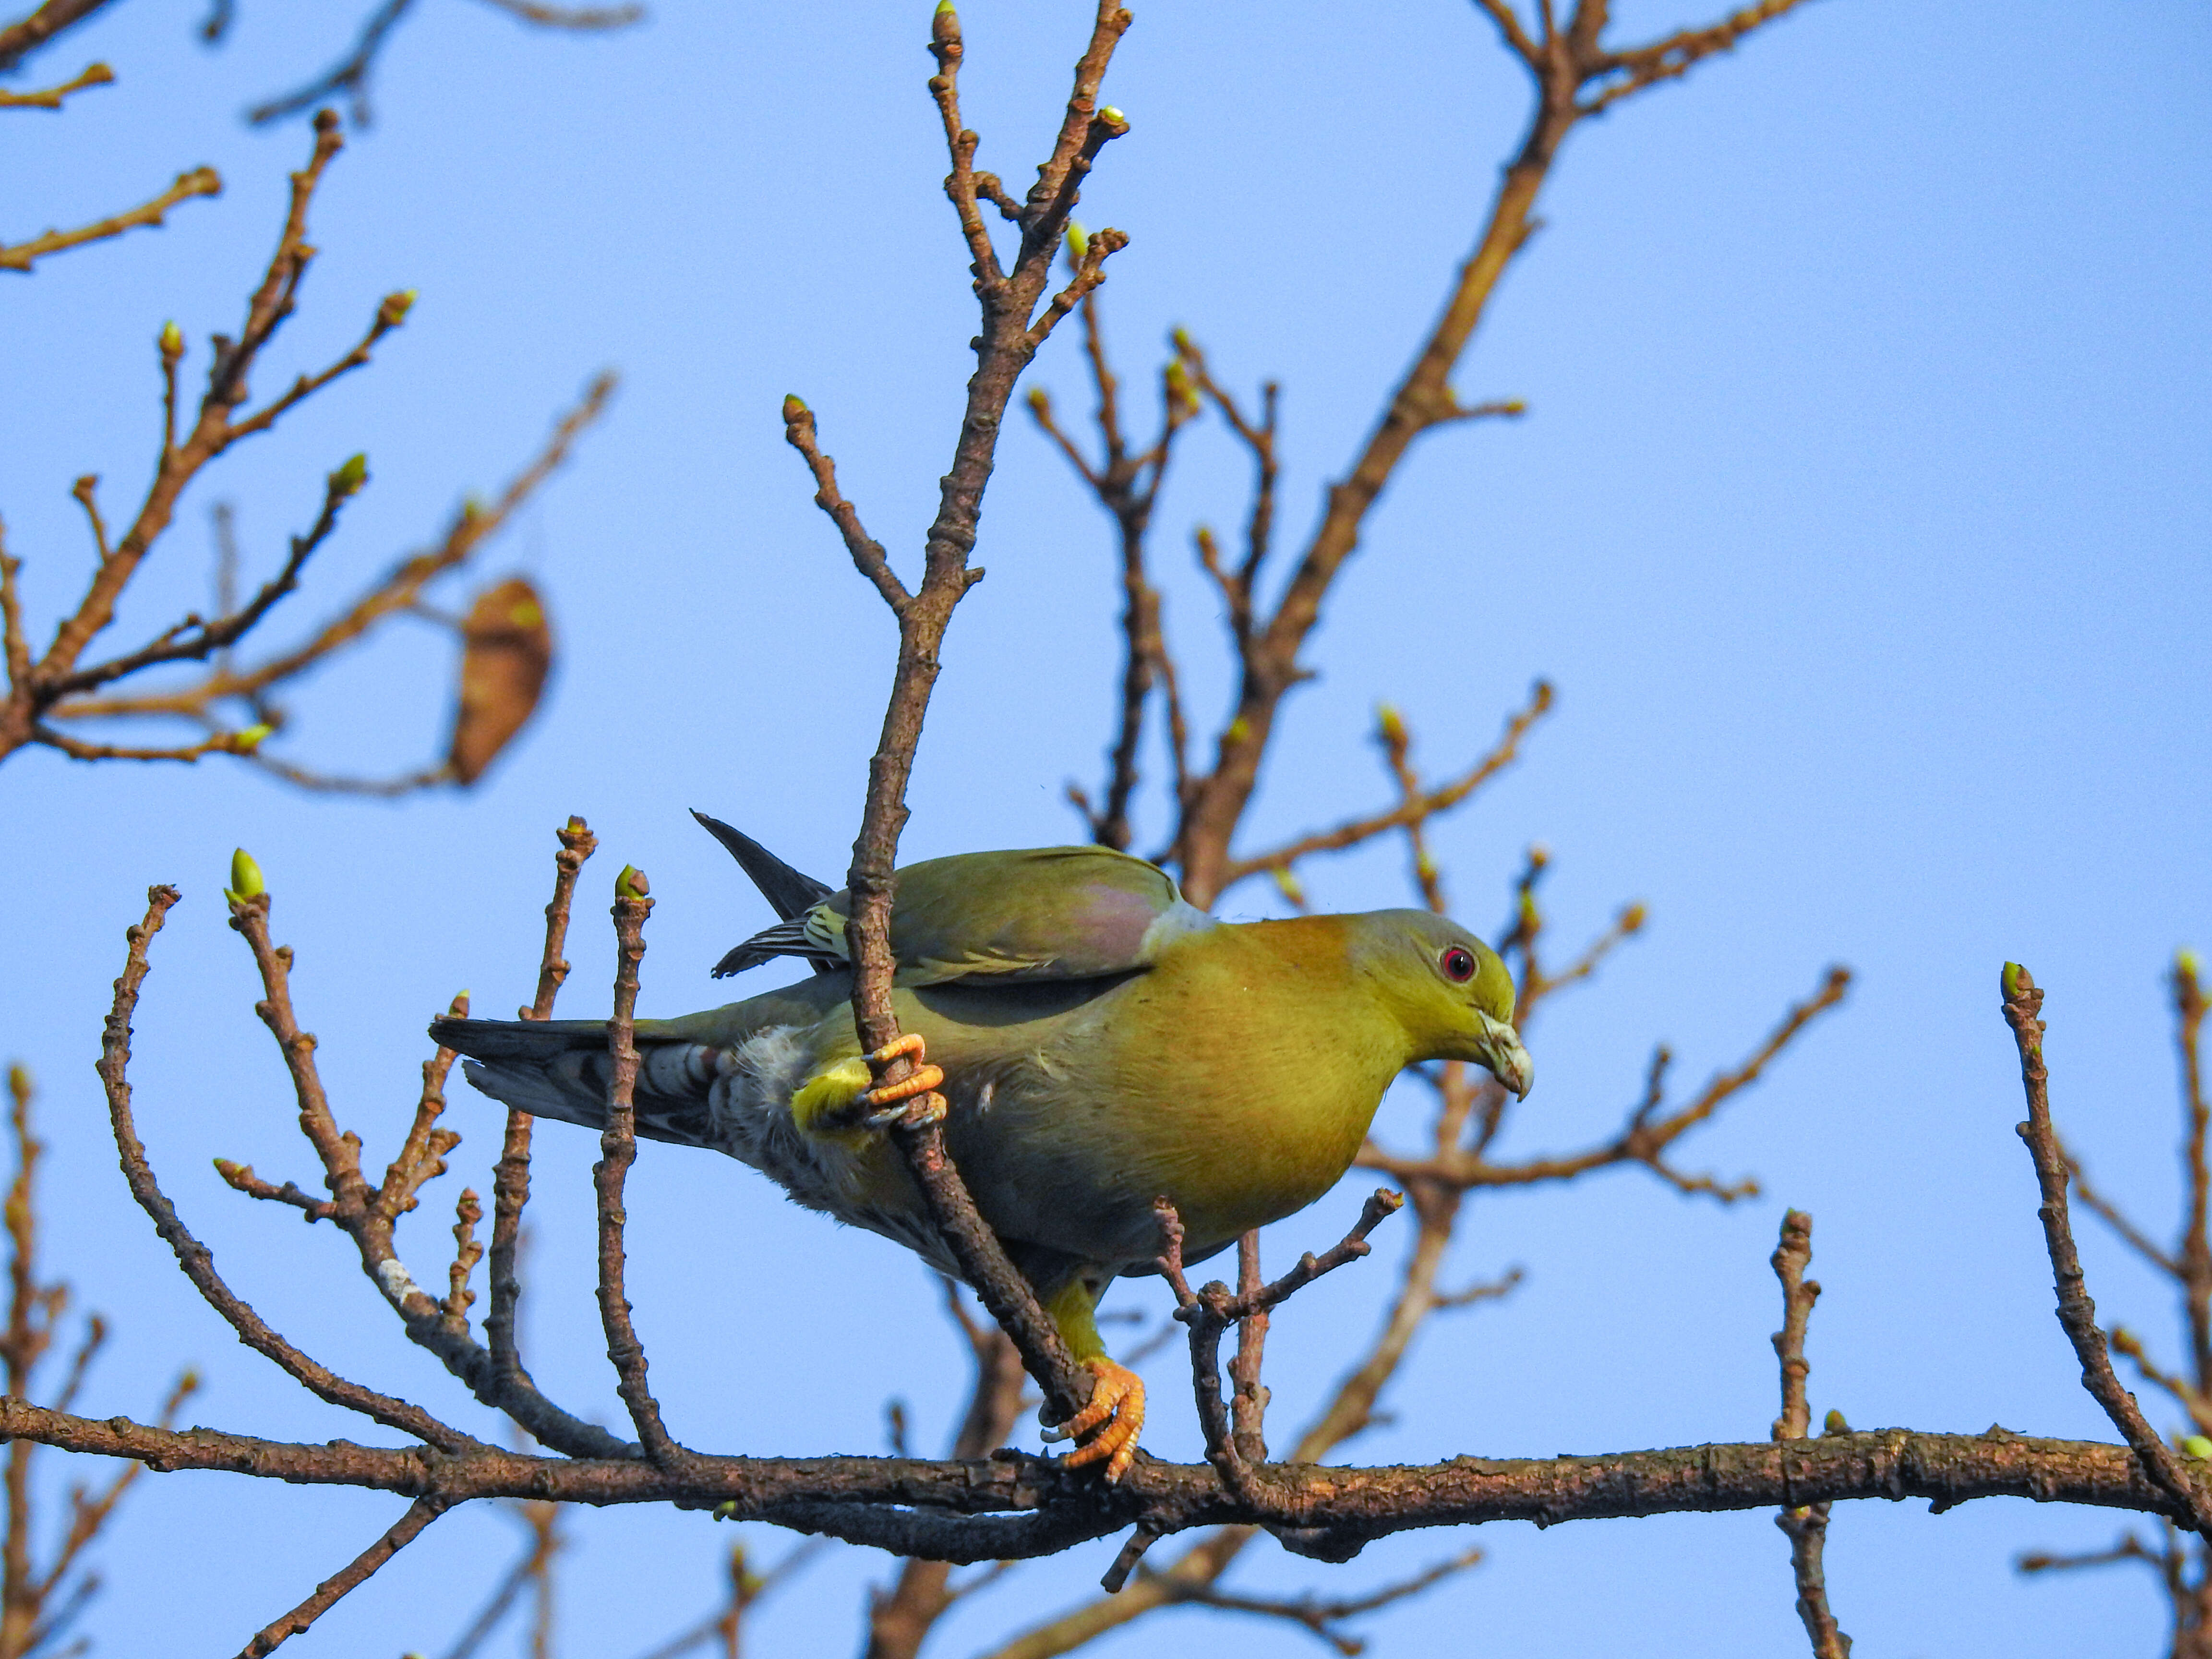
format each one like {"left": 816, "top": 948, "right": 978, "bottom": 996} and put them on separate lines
{"left": 433, "top": 813, "right": 1532, "bottom": 1479}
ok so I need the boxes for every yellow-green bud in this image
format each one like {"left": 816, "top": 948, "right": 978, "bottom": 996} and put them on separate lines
{"left": 783, "top": 394, "right": 809, "bottom": 424}
{"left": 1099, "top": 105, "right": 1126, "bottom": 126}
{"left": 329, "top": 453, "right": 369, "bottom": 498}
{"left": 225, "top": 848, "right": 265, "bottom": 904}
{"left": 379, "top": 289, "right": 417, "bottom": 326}
{"left": 2186, "top": 1435, "right": 2212, "bottom": 1461}
{"left": 712, "top": 1499, "right": 740, "bottom": 1522}
{"left": 159, "top": 319, "right": 183, "bottom": 357}
{"left": 1171, "top": 327, "right": 1194, "bottom": 355}
{"left": 1065, "top": 221, "right": 1089, "bottom": 261}
{"left": 2110, "top": 1326, "right": 2142, "bottom": 1359}
{"left": 2180, "top": 949, "right": 2202, "bottom": 981}
{"left": 616, "top": 865, "right": 649, "bottom": 901}
{"left": 2002, "top": 962, "right": 2028, "bottom": 1000}
{"left": 1271, "top": 866, "right": 1305, "bottom": 908}
{"left": 1502, "top": 399, "right": 1527, "bottom": 416}
{"left": 1376, "top": 702, "right": 1407, "bottom": 747}
{"left": 232, "top": 723, "right": 272, "bottom": 753}
{"left": 1621, "top": 902, "right": 1648, "bottom": 933}
{"left": 1823, "top": 1409, "right": 1849, "bottom": 1436}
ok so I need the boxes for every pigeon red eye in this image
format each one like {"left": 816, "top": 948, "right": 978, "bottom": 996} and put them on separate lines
{"left": 1442, "top": 947, "right": 1477, "bottom": 983}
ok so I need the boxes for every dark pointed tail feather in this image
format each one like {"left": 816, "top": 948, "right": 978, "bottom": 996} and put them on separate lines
{"left": 690, "top": 810, "right": 833, "bottom": 919}
{"left": 431, "top": 1017, "right": 724, "bottom": 1151}
{"left": 691, "top": 810, "right": 842, "bottom": 981}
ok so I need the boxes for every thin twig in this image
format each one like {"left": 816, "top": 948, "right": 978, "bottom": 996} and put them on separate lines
{"left": 234, "top": 1496, "right": 450, "bottom": 1657}
{"left": 598, "top": 869, "right": 684, "bottom": 1463}
{"left": 492, "top": 817, "right": 597, "bottom": 1391}
{"left": 0, "top": 167, "right": 220, "bottom": 274}
{"left": 1220, "top": 681, "right": 1552, "bottom": 891}
{"left": 101, "top": 887, "right": 483, "bottom": 1455}
{"left": 0, "top": 57, "right": 109, "bottom": 108}
{"left": 1770, "top": 1210, "right": 1851, "bottom": 1659}
{"left": 0, "top": 0, "right": 119, "bottom": 71}
{"left": 2003, "top": 962, "right": 2212, "bottom": 1534}
{"left": 1139, "top": 1544, "right": 1486, "bottom": 1657}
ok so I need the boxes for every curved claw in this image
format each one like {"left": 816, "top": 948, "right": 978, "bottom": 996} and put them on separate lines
{"left": 1049, "top": 1358, "right": 1146, "bottom": 1483}
{"left": 857, "top": 1033, "right": 948, "bottom": 1127}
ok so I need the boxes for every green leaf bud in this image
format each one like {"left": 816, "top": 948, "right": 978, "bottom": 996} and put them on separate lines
{"left": 159, "top": 319, "right": 183, "bottom": 358}
{"left": 225, "top": 847, "right": 265, "bottom": 904}
{"left": 232, "top": 722, "right": 272, "bottom": 753}
{"left": 2187, "top": 1435, "right": 2212, "bottom": 1460}
{"left": 1065, "top": 221, "right": 1089, "bottom": 261}
{"left": 616, "top": 865, "right": 650, "bottom": 901}
{"left": 329, "top": 453, "right": 369, "bottom": 498}
{"left": 1822, "top": 1408, "right": 1849, "bottom": 1436}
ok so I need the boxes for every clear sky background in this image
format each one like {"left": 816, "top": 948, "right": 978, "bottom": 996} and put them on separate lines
{"left": 5, "top": 0, "right": 2210, "bottom": 1654}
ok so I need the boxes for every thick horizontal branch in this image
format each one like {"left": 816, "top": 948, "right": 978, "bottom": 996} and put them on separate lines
{"left": 0, "top": 1396, "right": 2193, "bottom": 1556}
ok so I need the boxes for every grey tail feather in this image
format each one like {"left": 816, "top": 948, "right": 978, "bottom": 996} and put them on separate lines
{"left": 433, "top": 1017, "right": 723, "bottom": 1150}
{"left": 690, "top": 810, "right": 834, "bottom": 919}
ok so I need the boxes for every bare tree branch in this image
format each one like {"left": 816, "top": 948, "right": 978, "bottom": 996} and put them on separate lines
{"left": 0, "top": 167, "right": 221, "bottom": 274}
{"left": 2003, "top": 962, "right": 2212, "bottom": 1535}
{"left": 234, "top": 1496, "right": 450, "bottom": 1658}
{"left": 0, "top": 0, "right": 115, "bottom": 72}
{"left": 1770, "top": 1211, "right": 1851, "bottom": 1658}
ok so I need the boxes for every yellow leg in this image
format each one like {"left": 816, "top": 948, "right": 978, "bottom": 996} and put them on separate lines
{"left": 1039, "top": 1276, "right": 1146, "bottom": 1482}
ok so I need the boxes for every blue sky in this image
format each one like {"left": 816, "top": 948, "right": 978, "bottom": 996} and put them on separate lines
{"left": 4, "top": 1, "right": 2210, "bottom": 1654}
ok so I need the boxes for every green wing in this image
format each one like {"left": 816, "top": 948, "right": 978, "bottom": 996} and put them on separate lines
{"left": 715, "top": 845, "right": 1212, "bottom": 986}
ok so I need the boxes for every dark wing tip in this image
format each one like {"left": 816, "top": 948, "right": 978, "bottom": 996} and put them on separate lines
{"left": 710, "top": 946, "right": 765, "bottom": 979}
{"left": 690, "top": 809, "right": 836, "bottom": 919}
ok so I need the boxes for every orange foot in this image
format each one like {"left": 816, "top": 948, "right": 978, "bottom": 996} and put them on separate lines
{"left": 855, "top": 1033, "right": 947, "bottom": 1128}
{"left": 1051, "top": 1359, "right": 1146, "bottom": 1483}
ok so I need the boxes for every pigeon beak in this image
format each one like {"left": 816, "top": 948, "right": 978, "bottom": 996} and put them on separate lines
{"left": 1473, "top": 1010, "right": 1534, "bottom": 1100}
